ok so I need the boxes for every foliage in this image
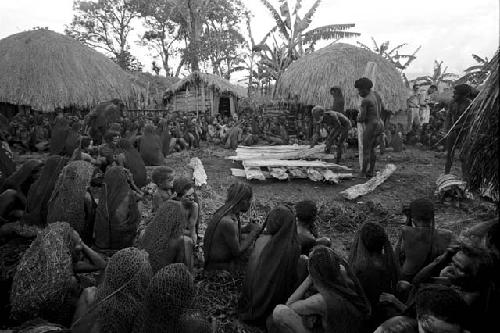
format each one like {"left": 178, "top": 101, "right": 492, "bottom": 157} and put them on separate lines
{"left": 65, "top": 0, "right": 143, "bottom": 71}
{"left": 415, "top": 60, "right": 458, "bottom": 85}
{"left": 456, "top": 54, "right": 493, "bottom": 87}
{"left": 357, "top": 37, "right": 421, "bottom": 71}
{"left": 136, "top": 0, "right": 182, "bottom": 76}
{"left": 258, "top": 0, "right": 359, "bottom": 69}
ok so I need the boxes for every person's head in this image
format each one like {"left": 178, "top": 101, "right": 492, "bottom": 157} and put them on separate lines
{"left": 225, "top": 182, "right": 253, "bottom": 214}
{"left": 415, "top": 285, "right": 468, "bottom": 333}
{"left": 360, "top": 222, "right": 388, "bottom": 254}
{"left": 151, "top": 166, "right": 175, "bottom": 190}
{"left": 311, "top": 105, "right": 325, "bottom": 123}
{"left": 355, "top": 77, "right": 373, "bottom": 98}
{"left": 408, "top": 198, "right": 435, "bottom": 227}
{"left": 439, "top": 245, "right": 493, "bottom": 290}
{"left": 266, "top": 205, "right": 295, "bottom": 235}
{"left": 330, "top": 86, "right": 342, "bottom": 97}
{"left": 453, "top": 84, "right": 472, "bottom": 102}
{"left": 374, "top": 316, "right": 418, "bottom": 333}
{"left": 412, "top": 84, "right": 420, "bottom": 93}
{"left": 308, "top": 246, "right": 343, "bottom": 289}
{"left": 295, "top": 200, "right": 317, "bottom": 227}
{"left": 173, "top": 177, "right": 195, "bottom": 201}
{"left": 428, "top": 85, "right": 438, "bottom": 95}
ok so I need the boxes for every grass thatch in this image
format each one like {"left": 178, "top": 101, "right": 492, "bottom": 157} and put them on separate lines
{"left": 0, "top": 29, "right": 136, "bottom": 112}
{"left": 128, "top": 71, "right": 180, "bottom": 107}
{"left": 276, "top": 43, "right": 408, "bottom": 111}
{"left": 454, "top": 49, "right": 499, "bottom": 201}
{"left": 167, "top": 72, "right": 247, "bottom": 98}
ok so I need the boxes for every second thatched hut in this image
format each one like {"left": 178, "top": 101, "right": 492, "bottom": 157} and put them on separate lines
{"left": 276, "top": 43, "right": 408, "bottom": 112}
{"left": 164, "top": 72, "right": 247, "bottom": 118}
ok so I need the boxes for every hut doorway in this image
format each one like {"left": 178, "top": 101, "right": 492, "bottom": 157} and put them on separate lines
{"left": 218, "top": 97, "right": 231, "bottom": 118}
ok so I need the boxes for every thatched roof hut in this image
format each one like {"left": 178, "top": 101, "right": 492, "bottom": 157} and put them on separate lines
{"left": 165, "top": 72, "right": 247, "bottom": 117}
{"left": 128, "top": 72, "right": 180, "bottom": 109}
{"left": 0, "top": 29, "right": 136, "bottom": 112}
{"left": 455, "top": 49, "right": 499, "bottom": 201}
{"left": 277, "top": 43, "right": 407, "bottom": 111}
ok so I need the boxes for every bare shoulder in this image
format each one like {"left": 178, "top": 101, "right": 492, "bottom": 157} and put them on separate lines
{"left": 219, "top": 216, "right": 237, "bottom": 232}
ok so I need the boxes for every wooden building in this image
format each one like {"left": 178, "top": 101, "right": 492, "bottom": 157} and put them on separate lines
{"left": 165, "top": 72, "right": 247, "bottom": 117}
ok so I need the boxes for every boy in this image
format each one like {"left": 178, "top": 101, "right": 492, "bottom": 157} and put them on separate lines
{"left": 151, "top": 166, "right": 175, "bottom": 213}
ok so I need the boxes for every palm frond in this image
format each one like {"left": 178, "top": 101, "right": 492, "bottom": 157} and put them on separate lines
{"left": 259, "top": 0, "right": 290, "bottom": 40}
{"left": 279, "top": 0, "right": 292, "bottom": 30}
{"left": 472, "top": 54, "right": 487, "bottom": 64}
{"left": 387, "top": 43, "right": 407, "bottom": 56}
{"left": 301, "top": 0, "right": 322, "bottom": 32}
{"left": 244, "top": 11, "right": 255, "bottom": 48}
{"left": 371, "top": 37, "right": 379, "bottom": 52}
{"left": 356, "top": 41, "right": 373, "bottom": 52}
{"left": 464, "top": 65, "right": 484, "bottom": 72}
{"left": 293, "top": 0, "right": 303, "bottom": 15}
{"left": 302, "top": 26, "right": 359, "bottom": 45}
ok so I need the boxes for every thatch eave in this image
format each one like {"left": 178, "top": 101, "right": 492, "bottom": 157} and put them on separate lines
{"left": 0, "top": 29, "right": 136, "bottom": 112}
{"left": 167, "top": 72, "right": 247, "bottom": 99}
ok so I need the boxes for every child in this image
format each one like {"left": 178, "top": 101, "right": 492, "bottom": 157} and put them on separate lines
{"left": 151, "top": 166, "right": 175, "bottom": 213}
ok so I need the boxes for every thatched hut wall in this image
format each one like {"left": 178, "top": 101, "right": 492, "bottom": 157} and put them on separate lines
{"left": 277, "top": 43, "right": 408, "bottom": 112}
{"left": 0, "top": 29, "right": 136, "bottom": 112}
{"left": 165, "top": 72, "right": 247, "bottom": 117}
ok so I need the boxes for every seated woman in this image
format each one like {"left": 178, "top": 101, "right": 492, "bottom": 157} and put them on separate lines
{"left": 115, "top": 138, "right": 148, "bottom": 188}
{"left": 72, "top": 247, "right": 152, "bottom": 333}
{"left": 348, "top": 222, "right": 399, "bottom": 327}
{"left": 203, "top": 182, "right": 261, "bottom": 271}
{"left": 173, "top": 177, "right": 200, "bottom": 243}
{"left": 140, "top": 200, "right": 193, "bottom": 272}
{"left": 395, "top": 198, "right": 454, "bottom": 282}
{"left": 0, "top": 159, "right": 43, "bottom": 224}
{"left": 10, "top": 223, "right": 106, "bottom": 326}
{"left": 94, "top": 166, "right": 141, "bottom": 250}
{"left": 47, "top": 160, "right": 96, "bottom": 244}
{"left": 294, "top": 201, "right": 331, "bottom": 255}
{"left": 151, "top": 166, "right": 175, "bottom": 213}
{"left": 238, "top": 206, "right": 301, "bottom": 326}
{"left": 271, "top": 246, "right": 371, "bottom": 333}
{"left": 134, "top": 263, "right": 210, "bottom": 333}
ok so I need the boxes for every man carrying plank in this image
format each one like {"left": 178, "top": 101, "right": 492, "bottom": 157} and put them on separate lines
{"left": 310, "top": 106, "right": 352, "bottom": 163}
{"left": 355, "top": 77, "right": 384, "bottom": 178}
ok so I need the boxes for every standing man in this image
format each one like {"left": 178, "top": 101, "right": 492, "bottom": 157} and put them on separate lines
{"left": 444, "top": 84, "right": 472, "bottom": 174}
{"left": 355, "top": 77, "right": 384, "bottom": 178}
{"left": 407, "top": 84, "right": 424, "bottom": 132}
{"left": 330, "top": 86, "right": 345, "bottom": 114}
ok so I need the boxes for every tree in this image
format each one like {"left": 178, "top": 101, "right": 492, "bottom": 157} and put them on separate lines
{"left": 357, "top": 37, "right": 421, "bottom": 71}
{"left": 415, "top": 60, "right": 458, "bottom": 85}
{"left": 65, "top": 0, "right": 142, "bottom": 70}
{"left": 137, "top": 0, "right": 182, "bottom": 76}
{"left": 199, "top": 0, "right": 247, "bottom": 79}
{"left": 456, "top": 54, "right": 493, "bottom": 87}
{"left": 259, "top": 0, "right": 359, "bottom": 64}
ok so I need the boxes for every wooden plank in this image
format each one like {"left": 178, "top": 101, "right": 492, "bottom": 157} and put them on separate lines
{"left": 243, "top": 159, "right": 351, "bottom": 170}
{"left": 228, "top": 146, "right": 328, "bottom": 161}
{"left": 340, "top": 164, "right": 396, "bottom": 200}
{"left": 231, "top": 168, "right": 246, "bottom": 178}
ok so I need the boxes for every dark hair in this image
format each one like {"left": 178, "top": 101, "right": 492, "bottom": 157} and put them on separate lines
{"left": 416, "top": 285, "right": 468, "bottom": 327}
{"left": 173, "top": 177, "right": 194, "bottom": 197}
{"left": 360, "top": 222, "right": 387, "bottom": 253}
{"left": 295, "top": 200, "right": 317, "bottom": 225}
{"left": 429, "top": 85, "right": 438, "bottom": 90}
{"left": 459, "top": 245, "right": 494, "bottom": 287}
{"left": 409, "top": 198, "right": 434, "bottom": 225}
{"left": 151, "top": 166, "right": 174, "bottom": 185}
{"left": 354, "top": 77, "right": 373, "bottom": 90}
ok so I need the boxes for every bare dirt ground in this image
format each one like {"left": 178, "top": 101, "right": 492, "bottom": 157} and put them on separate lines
{"left": 1, "top": 145, "right": 497, "bottom": 332}
{"left": 162, "top": 144, "right": 498, "bottom": 332}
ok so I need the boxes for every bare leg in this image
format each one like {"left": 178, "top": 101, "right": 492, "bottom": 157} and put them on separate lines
{"left": 272, "top": 305, "right": 312, "bottom": 333}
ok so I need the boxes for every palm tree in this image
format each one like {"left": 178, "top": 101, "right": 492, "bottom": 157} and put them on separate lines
{"left": 259, "top": 0, "right": 359, "bottom": 65}
{"left": 415, "top": 60, "right": 458, "bottom": 86}
{"left": 457, "top": 54, "right": 492, "bottom": 86}
{"left": 357, "top": 37, "right": 421, "bottom": 71}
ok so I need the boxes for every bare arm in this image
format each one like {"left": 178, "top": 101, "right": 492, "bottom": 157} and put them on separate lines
{"left": 187, "top": 202, "right": 198, "bottom": 243}
{"left": 220, "top": 218, "right": 259, "bottom": 258}
{"left": 357, "top": 99, "right": 370, "bottom": 123}
{"left": 73, "top": 244, "right": 106, "bottom": 273}
{"left": 289, "top": 293, "right": 326, "bottom": 316}
{"left": 287, "top": 275, "right": 313, "bottom": 305}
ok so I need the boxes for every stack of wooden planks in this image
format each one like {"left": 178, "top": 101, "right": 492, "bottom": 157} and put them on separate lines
{"left": 227, "top": 145, "right": 353, "bottom": 182}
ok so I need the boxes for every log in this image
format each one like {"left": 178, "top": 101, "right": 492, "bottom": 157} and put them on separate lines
{"left": 340, "top": 164, "right": 397, "bottom": 200}
{"left": 243, "top": 159, "right": 351, "bottom": 170}
{"left": 231, "top": 168, "right": 246, "bottom": 178}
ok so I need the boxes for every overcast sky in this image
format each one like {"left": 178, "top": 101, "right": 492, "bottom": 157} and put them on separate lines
{"left": 0, "top": 0, "right": 498, "bottom": 81}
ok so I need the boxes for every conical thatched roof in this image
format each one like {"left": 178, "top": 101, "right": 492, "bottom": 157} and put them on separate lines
{"left": 0, "top": 29, "right": 136, "bottom": 112}
{"left": 167, "top": 72, "right": 247, "bottom": 98}
{"left": 277, "top": 43, "right": 407, "bottom": 111}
